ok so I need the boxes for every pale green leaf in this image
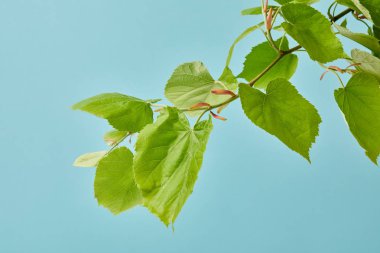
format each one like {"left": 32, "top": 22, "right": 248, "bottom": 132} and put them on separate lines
{"left": 352, "top": 0, "right": 372, "bottom": 21}
{"left": 134, "top": 107, "right": 213, "bottom": 225}
{"left": 73, "top": 151, "right": 107, "bottom": 167}
{"left": 164, "top": 62, "right": 230, "bottom": 111}
{"left": 238, "top": 37, "right": 298, "bottom": 89}
{"left": 72, "top": 93, "right": 153, "bottom": 132}
{"left": 351, "top": 49, "right": 380, "bottom": 80}
{"left": 218, "top": 67, "right": 238, "bottom": 91}
{"left": 225, "top": 22, "right": 264, "bottom": 67}
{"left": 239, "top": 80, "right": 321, "bottom": 161}
{"left": 334, "top": 72, "right": 380, "bottom": 164}
{"left": 334, "top": 24, "right": 380, "bottom": 56}
{"left": 95, "top": 147, "right": 142, "bottom": 214}
{"left": 104, "top": 130, "right": 129, "bottom": 146}
{"left": 281, "top": 3, "right": 344, "bottom": 63}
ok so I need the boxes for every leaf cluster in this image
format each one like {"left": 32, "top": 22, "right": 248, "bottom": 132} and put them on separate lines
{"left": 73, "top": 0, "right": 380, "bottom": 226}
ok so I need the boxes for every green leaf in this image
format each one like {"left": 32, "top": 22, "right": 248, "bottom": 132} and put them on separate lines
{"left": 373, "top": 25, "right": 380, "bottom": 40}
{"left": 225, "top": 22, "right": 264, "bottom": 67}
{"left": 218, "top": 67, "right": 238, "bottom": 91}
{"left": 341, "top": 19, "right": 348, "bottom": 28}
{"left": 146, "top": 98, "right": 162, "bottom": 104}
{"left": 164, "top": 62, "right": 230, "bottom": 111}
{"left": 241, "top": 6, "right": 262, "bottom": 15}
{"left": 334, "top": 73, "right": 380, "bottom": 164}
{"left": 238, "top": 37, "right": 298, "bottom": 89}
{"left": 72, "top": 93, "right": 153, "bottom": 132}
{"left": 73, "top": 151, "right": 107, "bottom": 167}
{"left": 281, "top": 3, "right": 344, "bottom": 63}
{"left": 368, "top": 26, "right": 374, "bottom": 36}
{"left": 272, "top": 25, "right": 285, "bottom": 31}
{"left": 134, "top": 107, "right": 213, "bottom": 225}
{"left": 95, "top": 147, "right": 142, "bottom": 214}
{"left": 239, "top": 80, "right": 321, "bottom": 161}
{"left": 275, "top": 0, "right": 319, "bottom": 4}
{"left": 360, "top": 0, "right": 380, "bottom": 27}
{"left": 104, "top": 130, "right": 129, "bottom": 146}
{"left": 351, "top": 49, "right": 380, "bottom": 80}
{"left": 334, "top": 24, "right": 380, "bottom": 56}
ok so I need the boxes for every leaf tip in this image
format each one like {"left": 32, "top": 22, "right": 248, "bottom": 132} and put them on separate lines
{"left": 366, "top": 151, "right": 379, "bottom": 166}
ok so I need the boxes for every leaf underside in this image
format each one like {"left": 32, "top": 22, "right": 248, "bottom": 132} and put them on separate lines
{"left": 164, "top": 62, "right": 231, "bottom": 114}
{"left": 351, "top": 49, "right": 380, "bottom": 80}
{"left": 334, "top": 24, "right": 380, "bottom": 56}
{"left": 133, "top": 107, "right": 213, "bottom": 225}
{"left": 73, "top": 151, "right": 107, "bottom": 168}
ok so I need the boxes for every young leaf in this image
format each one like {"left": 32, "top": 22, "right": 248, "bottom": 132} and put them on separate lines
{"left": 73, "top": 151, "right": 107, "bottom": 167}
{"left": 281, "top": 3, "right": 344, "bottom": 63}
{"left": 334, "top": 73, "right": 380, "bottom": 164}
{"left": 334, "top": 24, "right": 380, "bottom": 56}
{"left": 351, "top": 49, "right": 380, "bottom": 80}
{"left": 134, "top": 107, "right": 213, "bottom": 225}
{"left": 164, "top": 62, "right": 230, "bottom": 111}
{"left": 238, "top": 38, "right": 298, "bottom": 89}
{"left": 72, "top": 93, "right": 153, "bottom": 132}
{"left": 218, "top": 67, "right": 238, "bottom": 91}
{"left": 104, "top": 130, "right": 129, "bottom": 146}
{"left": 95, "top": 147, "right": 142, "bottom": 214}
{"left": 239, "top": 80, "right": 321, "bottom": 161}
{"left": 341, "top": 19, "right": 348, "bottom": 28}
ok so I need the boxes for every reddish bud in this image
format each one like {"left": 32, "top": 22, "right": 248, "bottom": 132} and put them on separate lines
{"left": 190, "top": 102, "right": 211, "bottom": 110}
{"left": 266, "top": 8, "right": 273, "bottom": 30}
{"left": 263, "top": 0, "right": 269, "bottom": 13}
{"left": 211, "top": 89, "right": 236, "bottom": 97}
{"left": 320, "top": 70, "right": 329, "bottom": 80}
{"left": 328, "top": 66, "right": 344, "bottom": 73}
{"left": 210, "top": 111, "right": 227, "bottom": 121}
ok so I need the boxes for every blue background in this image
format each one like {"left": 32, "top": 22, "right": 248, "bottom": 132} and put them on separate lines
{"left": 1, "top": 0, "right": 380, "bottom": 252}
